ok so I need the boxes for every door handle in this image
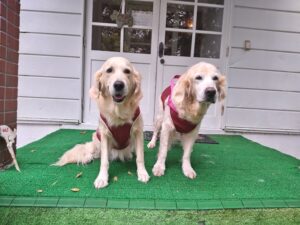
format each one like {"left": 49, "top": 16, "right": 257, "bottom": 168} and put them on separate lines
{"left": 159, "top": 42, "right": 164, "bottom": 58}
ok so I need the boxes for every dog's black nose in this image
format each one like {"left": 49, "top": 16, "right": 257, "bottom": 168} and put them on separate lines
{"left": 113, "top": 81, "right": 125, "bottom": 91}
{"left": 205, "top": 87, "right": 216, "bottom": 99}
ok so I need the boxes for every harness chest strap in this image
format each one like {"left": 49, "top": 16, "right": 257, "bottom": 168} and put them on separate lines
{"left": 96, "top": 107, "right": 140, "bottom": 150}
{"left": 161, "top": 75, "right": 197, "bottom": 134}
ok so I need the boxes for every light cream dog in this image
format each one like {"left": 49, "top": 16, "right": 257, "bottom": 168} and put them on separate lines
{"left": 54, "top": 57, "right": 150, "bottom": 188}
{"left": 148, "top": 62, "right": 226, "bottom": 179}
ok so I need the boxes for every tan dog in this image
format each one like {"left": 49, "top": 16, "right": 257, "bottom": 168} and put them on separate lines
{"left": 148, "top": 62, "right": 226, "bottom": 179}
{"left": 54, "top": 57, "right": 150, "bottom": 188}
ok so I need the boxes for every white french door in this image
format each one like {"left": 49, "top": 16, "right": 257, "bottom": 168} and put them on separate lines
{"left": 83, "top": 0, "right": 160, "bottom": 128}
{"left": 156, "top": 0, "right": 230, "bottom": 130}
{"left": 83, "top": 0, "right": 230, "bottom": 131}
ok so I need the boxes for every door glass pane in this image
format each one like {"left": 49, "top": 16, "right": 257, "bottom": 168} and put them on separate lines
{"left": 198, "top": 0, "right": 224, "bottom": 5}
{"left": 126, "top": 1, "right": 153, "bottom": 27}
{"left": 196, "top": 7, "right": 223, "bottom": 31}
{"left": 194, "top": 34, "right": 221, "bottom": 58}
{"left": 164, "top": 31, "right": 192, "bottom": 57}
{"left": 93, "top": 0, "right": 122, "bottom": 23}
{"left": 92, "top": 26, "right": 120, "bottom": 51}
{"left": 166, "top": 4, "right": 194, "bottom": 30}
{"left": 124, "top": 28, "right": 152, "bottom": 54}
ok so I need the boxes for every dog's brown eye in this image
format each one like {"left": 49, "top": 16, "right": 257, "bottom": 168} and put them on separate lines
{"left": 212, "top": 76, "right": 219, "bottom": 81}
{"left": 106, "top": 67, "right": 113, "bottom": 73}
{"left": 196, "top": 75, "right": 203, "bottom": 80}
{"left": 124, "top": 69, "right": 131, "bottom": 74}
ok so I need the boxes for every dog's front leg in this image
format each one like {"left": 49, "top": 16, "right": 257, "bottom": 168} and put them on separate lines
{"left": 134, "top": 129, "right": 150, "bottom": 183}
{"left": 181, "top": 129, "right": 198, "bottom": 179}
{"left": 152, "top": 123, "right": 173, "bottom": 176}
{"left": 94, "top": 133, "right": 110, "bottom": 189}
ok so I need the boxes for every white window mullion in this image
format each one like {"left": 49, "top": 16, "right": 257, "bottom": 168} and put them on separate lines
{"left": 120, "top": 0, "right": 126, "bottom": 53}
{"left": 190, "top": 2, "right": 197, "bottom": 57}
{"left": 120, "top": 28, "right": 124, "bottom": 53}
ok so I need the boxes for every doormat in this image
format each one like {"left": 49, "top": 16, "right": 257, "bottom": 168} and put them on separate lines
{"left": 0, "top": 129, "right": 299, "bottom": 210}
{"left": 144, "top": 131, "right": 218, "bottom": 144}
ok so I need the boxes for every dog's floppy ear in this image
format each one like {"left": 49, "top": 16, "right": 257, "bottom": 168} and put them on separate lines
{"left": 130, "top": 66, "right": 143, "bottom": 104}
{"left": 173, "top": 73, "right": 199, "bottom": 117}
{"left": 217, "top": 74, "right": 226, "bottom": 115}
{"left": 217, "top": 74, "right": 226, "bottom": 101}
{"left": 174, "top": 74, "right": 196, "bottom": 105}
{"left": 184, "top": 76, "right": 196, "bottom": 103}
{"left": 89, "top": 69, "right": 102, "bottom": 99}
{"left": 89, "top": 65, "right": 109, "bottom": 99}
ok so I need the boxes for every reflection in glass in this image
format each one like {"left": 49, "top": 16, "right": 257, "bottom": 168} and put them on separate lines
{"left": 164, "top": 31, "right": 192, "bottom": 57}
{"left": 198, "top": 0, "right": 224, "bottom": 5}
{"left": 126, "top": 1, "right": 153, "bottom": 27}
{"left": 194, "top": 34, "right": 221, "bottom": 58}
{"left": 166, "top": 4, "right": 194, "bottom": 29}
{"left": 196, "top": 7, "right": 223, "bottom": 31}
{"left": 92, "top": 26, "right": 120, "bottom": 51}
{"left": 93, "top": 0, "right": 122, "bottom": 23}
{"left": 124, "top": 28, "right": 152, "bottom": 54}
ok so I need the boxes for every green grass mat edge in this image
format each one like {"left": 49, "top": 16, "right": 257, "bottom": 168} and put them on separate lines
{"left": 1, "top": 196, "right": 300, "bottom": 210}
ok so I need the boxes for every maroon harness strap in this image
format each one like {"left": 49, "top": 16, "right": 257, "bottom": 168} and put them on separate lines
{"left": 161, "top": 86, "right": 171, "bottom": 110}
{"left": 161, "top": 76, "right": 197, "bottom": 134}
{"left": 169, "top": 106, "right": 197, "bottom": 133}
{"left": 96, "top": 107, "right": 140, "bottom": 150}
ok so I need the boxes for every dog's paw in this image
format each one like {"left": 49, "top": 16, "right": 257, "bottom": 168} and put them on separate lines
{"left": 137, "top": 169, "right": 150, "bottom": 183}
{"left": 182, "top": 165, "right": 197, "bottom": 179}
{"left": 152, "top": 163, "right": 165, "bottom": 176}
{"left": 94, "top": 176, "right": 108, "bottom": 189}
{"left": 147, "top": 141, "right": 156, "bottom": 149}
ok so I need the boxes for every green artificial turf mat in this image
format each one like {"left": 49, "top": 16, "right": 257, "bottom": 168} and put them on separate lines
{"left": 84, "top": 198, "right": 107, "bottom": 208}
{"left": 241, "top": 199, "right": 264, "bottom": 209}
{"left": 34, "top": 197, "right": 59, "bottom": 207}
{"left": 155, "top": 200, "right": 177, "bottom": 210}
{"left": 0, "top": 129, "right": 299, "bottom": 210}
{"left": 0, "top": 196, "right": 14, "bottom": 206}
{"left": 221, "top": 200, "right": 244, "bottom": 209}
{"left": 107, "top": 199, "right": 129, "bottom": 209}
{"left": 197, "top": 200, "right": 223, "bottom": 210}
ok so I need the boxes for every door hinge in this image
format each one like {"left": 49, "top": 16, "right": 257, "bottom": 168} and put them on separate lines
{"left": 226, "top": 46, "right": 230, "bottom": 57}
{"left": 83, "top": 36, "right": 86, "bottom": 48}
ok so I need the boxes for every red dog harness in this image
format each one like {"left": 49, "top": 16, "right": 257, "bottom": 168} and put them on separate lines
{"left": 161, "top": 75, "right": 197, "bottom": 133}
{"left": 96, "top": 107, "right": 140, "bottom": 150}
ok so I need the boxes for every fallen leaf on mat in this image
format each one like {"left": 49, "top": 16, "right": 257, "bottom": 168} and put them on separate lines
{"left": 71, "top": 188, "right": 80, "bottom": 192}
{"left": 51, "top": 181, "right": 58, "bottom": 186}
{"left": 76, "top": 172, "right": 83, "bottom": 178}
{"left": 80, "top": 131, "right": 87, "bottom": 134}
{"left": 31, "top": 149, "right": 36, "bottom": 153}
{"left": 36, "top": 189, "right": 43, "bottom": 193}
{"left": 113, "top": 176, "right": 118, "bottom": 182}
{"left": 128, "top": 171, "right": 132, "bottom": 176}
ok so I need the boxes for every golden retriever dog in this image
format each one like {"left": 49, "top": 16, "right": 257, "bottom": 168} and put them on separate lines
{"left": 147, "top": 62, "right": 226, "bottom": 179}
{"left": 54, "top": 57, "right": 150, "bottom": 188}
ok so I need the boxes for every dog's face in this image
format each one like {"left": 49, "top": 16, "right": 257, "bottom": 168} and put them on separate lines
{"left": 179, "top": 62, "right": 226, "bottom": 104}
{"left": 192, "top": 62, "right": 225, "bottom": 103}
{"left": 90, "top": 57, "right": 141, "bottom": 104}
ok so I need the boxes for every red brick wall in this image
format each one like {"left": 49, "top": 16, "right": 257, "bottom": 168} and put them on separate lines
{"left": 0, "top": 0, "right": 20, "bottom": 129}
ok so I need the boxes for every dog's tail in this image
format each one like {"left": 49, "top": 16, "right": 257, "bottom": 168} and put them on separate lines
{"left": 52, "top": 132, "right": 100, "bottom": 166}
